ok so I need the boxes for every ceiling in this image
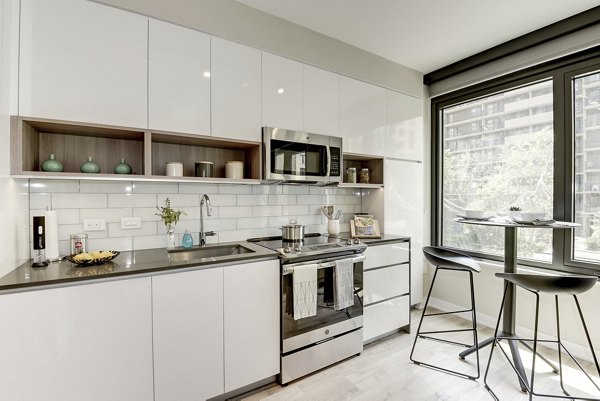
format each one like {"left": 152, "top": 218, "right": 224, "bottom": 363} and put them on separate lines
{"left": 236, "top": 0, "right": 599, "bottom": 74}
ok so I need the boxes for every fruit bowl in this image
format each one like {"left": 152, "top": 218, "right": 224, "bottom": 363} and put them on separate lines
{"left": 66, "top": 251, "right": 120, "bottom": 266}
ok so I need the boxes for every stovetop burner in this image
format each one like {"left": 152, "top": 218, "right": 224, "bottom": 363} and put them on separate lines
{"left": 247, "top": 233, "right": 366, "bottom": 263}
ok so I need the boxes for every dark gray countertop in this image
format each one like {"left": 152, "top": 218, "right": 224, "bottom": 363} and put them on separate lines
{"left": 0, "top": 241, "right": 279, "bottom": 292}
{"left": 333, "top": 232, "right": 411, "bottom": 246}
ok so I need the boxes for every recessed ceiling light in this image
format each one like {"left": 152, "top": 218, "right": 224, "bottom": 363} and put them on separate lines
{"left": 203, "top": 71, "right": 211, "bottom": 78}
{"left": 277, "top": 88, "right": 285, "bottom": 94}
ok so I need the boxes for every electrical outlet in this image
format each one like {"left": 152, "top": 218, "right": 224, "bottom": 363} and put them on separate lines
{"left": 120, "top": 217, "right": 142, "bottom": 230}
{"left": 83, "top": 219, "right": 106, "bottom": 231}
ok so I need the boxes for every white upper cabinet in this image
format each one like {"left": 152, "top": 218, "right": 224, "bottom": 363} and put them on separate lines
{"left": 262, "top": 52, "right": 303, "bottom": 131}
{"left": 385, "top": 90, "right": 424, "bottom": 161}
{"left": 19, "top": 0, "right": 147, "bottom": 128}
{"left": 148, "top": 19, "right": 210, "bottom": 135}
{"left": 211, "top": 37, "right": 262, "bottom": 141}
{"left": 339, "top": 76, "right": 386, "bottom": 156}
{"left": 303, "top": 65, "right": 339, "bottom": 136}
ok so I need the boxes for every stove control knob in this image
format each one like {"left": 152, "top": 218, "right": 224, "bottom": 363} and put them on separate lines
{"left": 346, "top": 239, "right": 353, "bottom": 246}
{"left": 294, "top": 245, "right": 302, "bottom": 253}
{"left": 353, "top": 238, "right": 360, "bottom": 245}
{"left": 283, "top": 246, "right": 291, "bottom": 254}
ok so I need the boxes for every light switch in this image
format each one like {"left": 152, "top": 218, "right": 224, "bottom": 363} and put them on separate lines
{"left": 83, "top": 219, "right": 106, "bottom": 231}
{"left": 120, "top": 217, "right": 142, "bottom": 229}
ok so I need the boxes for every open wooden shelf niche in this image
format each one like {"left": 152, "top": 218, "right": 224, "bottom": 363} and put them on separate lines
{"left": 11, "top": 117, "right": 262, "bottom": 182}
{"left": 342, "top": 153, "right": 384, "bottom": 187}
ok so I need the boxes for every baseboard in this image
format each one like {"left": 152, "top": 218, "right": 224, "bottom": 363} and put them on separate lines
{"left": 428, "top": 297, "right": 595, "bottom": 363}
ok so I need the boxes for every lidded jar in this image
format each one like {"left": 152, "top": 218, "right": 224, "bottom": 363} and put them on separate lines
{"left": 359, "top": 168, "right": 370, "bottom": 184}
{"left": 345, "top": 167, "right": 357, "bottom": 183}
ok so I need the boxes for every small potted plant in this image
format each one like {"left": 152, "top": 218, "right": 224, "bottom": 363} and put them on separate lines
{"left": 156, "top": 198, "right": 185, "bottom": 249}
{"left": 508, "top": 206, "right": 522, "bottom": 219}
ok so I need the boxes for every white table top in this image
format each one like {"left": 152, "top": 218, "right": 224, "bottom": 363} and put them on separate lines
{"left": 452, "top": 217, "right": 580, "bottom": 229}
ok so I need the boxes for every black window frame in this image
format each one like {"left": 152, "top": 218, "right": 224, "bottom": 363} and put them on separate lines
{"left": 431, "top": 45, "right": 600, "bottom": 276}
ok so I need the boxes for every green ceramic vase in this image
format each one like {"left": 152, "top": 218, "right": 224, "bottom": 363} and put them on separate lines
{"left": 41, "top": 154, "right": 63, "bottom": 172}
{"left": 80, "top": 156, "right": 100, "bottom": 174}
{"left": 114, "top": 158, "right": 132, "bottom": 174}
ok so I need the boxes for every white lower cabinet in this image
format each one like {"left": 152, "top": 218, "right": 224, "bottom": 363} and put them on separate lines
{"left": 153, "top": 259, "right": 279, "bottom": 400}
{"left": 0, "top": 278, "right": 154, "bottom": 401}
{"left": 224, "top": 260, "right": 280, "bottom": 392}
{"left": 363, "top": 242, "right": 411, "bottom": 343}
{"left": 152, "top": 267, "right": 224, "bottom": 401}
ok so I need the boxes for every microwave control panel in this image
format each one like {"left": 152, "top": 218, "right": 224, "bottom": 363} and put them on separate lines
{"left": 330, "top": 147, "right": 341, "bottom": 177}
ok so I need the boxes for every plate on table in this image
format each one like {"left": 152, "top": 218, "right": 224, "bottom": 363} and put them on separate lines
{"left": 456, "top": 214, "right": 494, "bottom": 221}
{"left": 66, "top": 251, "right": 120, "bottom": 266}
{"left": 513, "top": 218, "right": 556, "bottom": 225}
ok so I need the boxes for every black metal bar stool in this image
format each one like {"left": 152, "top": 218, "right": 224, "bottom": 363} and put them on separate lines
{"left": 484, "top": 272, "right": 600, "bottom": 401}
{"left": 410, "top": 246, "right": 482, "bottom": 380}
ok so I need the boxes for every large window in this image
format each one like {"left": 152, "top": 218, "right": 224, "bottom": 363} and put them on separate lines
{"left": 441, "top": 80, "right": 554, "bottom": 262}
{"left": 433, "top": 48, "right": 600, "bottom": 273}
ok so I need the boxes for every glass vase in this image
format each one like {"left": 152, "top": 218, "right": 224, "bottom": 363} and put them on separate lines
{"left": 166, "top": 229, "right": 176, "bottom": 249}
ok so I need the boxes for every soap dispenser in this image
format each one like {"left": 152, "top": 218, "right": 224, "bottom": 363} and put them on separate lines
{"left": 181, "top": 229, "right": 193, "bottom": 248}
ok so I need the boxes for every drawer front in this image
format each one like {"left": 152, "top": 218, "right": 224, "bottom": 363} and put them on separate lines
{"left": 364, "top": 242, "right": 409, "bottom": 270}
{"left": 363, "top": 295, "right": 409, "bottom": 342}
{"left": 364, "top": 264, "right": 409, "bottom": 305}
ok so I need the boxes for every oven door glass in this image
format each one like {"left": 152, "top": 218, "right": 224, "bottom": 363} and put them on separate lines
{"left": 271, "top": 139, "right": 327, "bottom": 177}
{"left": 282, "top": 262, "right": 363, "bottom": 340}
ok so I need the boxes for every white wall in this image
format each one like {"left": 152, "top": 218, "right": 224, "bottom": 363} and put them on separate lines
{"left": 92, "top": 0, "right": 424, "bottom": 99}
{"left": 0, "top": 0, "right": 31, "bottom": 278}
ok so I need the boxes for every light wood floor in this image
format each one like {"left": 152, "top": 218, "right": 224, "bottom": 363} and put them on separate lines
{"left": 238, "top": 308, "right": 600, "bottom": 401}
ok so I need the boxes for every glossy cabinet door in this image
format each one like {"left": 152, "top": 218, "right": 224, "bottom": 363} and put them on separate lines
{"left": 224, "top": 259, "right": 280, "bottom": 392}
{"left": 211, "top": 37, "right": 262, "bottom": 141}
{"left": 0, "top": 278, "right": 154, "bottom": 401}
{"left": 339, "top": 76, "right": 386, "bottom": 156}
{"left": 262, "top": 52, "right": 303, "bottom": 131}
{"left": 149, "top": 19, "right": 211, "bottom": 135}
{"left": 303, "top": 65, "right": 339, "bottom": 136}
{"left": 19, "top": 0, "right": 147, "bottom": 128}
{"left": 152, "top": 267, "right": 224, "bottom": 401}
{"left": 385, "top": 159, "right": 424, "bottom": 304}
{"left": 385, "top": 90, "right": 424, "bottom": 160}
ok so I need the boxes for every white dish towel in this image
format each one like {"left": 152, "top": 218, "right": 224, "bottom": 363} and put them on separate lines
{"left": 335, "top": 258, "right": 355, "bottom": 310}
{"left": 293, "top": 263, "right": 318, "bottom": 320}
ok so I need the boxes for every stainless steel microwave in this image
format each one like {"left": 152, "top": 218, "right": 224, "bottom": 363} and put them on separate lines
{"left": 262, "top": 127, "right": 342, "bottom": 184}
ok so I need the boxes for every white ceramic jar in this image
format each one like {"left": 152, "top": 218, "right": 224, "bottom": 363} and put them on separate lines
{"left": 225, "top": 161, "right": 244, "bottom": 179}
{"left": 166, "top": 162, "right": 183, "bottom": 177}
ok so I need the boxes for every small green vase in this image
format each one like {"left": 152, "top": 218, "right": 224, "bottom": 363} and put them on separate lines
{"left": 80, "top": 156, "right": 100, "bottom": 173}
{"left": 41, "top": 154, "right": 63, "bottom": 172}
{"left": 114, "top": 158, "right": 132, "bottom": 174}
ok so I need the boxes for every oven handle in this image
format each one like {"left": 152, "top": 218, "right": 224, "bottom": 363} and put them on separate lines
{"left": 282, "top": 253, "right": 366, "bottom": 275}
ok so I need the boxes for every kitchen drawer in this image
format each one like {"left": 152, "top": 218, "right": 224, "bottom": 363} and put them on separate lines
{"left": 363, "top": 295, "right": 409, "bottom": 342}
{"left": 364, "top": 242, "right": 409, "bottom": 270}
{"left": 364, "top": 264, "right": 409, "bottom": 305}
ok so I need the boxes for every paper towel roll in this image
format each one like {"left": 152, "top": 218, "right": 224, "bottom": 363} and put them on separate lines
{"left": 44, "top": 210, "right": 60, "bottom": 261}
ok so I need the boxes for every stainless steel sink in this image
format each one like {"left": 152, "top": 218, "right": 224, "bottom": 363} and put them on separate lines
{"left": 167, "top": 244, "right": 255, "bottom": 262}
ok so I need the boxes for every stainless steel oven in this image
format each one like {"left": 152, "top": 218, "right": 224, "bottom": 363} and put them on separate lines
{"left": 262, "top": 126, "right": 342, "bottom": 184}
{"left": 280, "top": 253, "right": 365, "bottom": 384}
{"left": 247, "top": 233, "right": 366, "bottom": 384}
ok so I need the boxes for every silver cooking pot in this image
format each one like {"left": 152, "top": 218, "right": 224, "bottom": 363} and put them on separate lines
{"left": 280, "top": 219, "right": 305, "bottom": 241}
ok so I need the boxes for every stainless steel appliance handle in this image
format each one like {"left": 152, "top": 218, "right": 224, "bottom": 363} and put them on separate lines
{"left": 283, "top": 253, "right": 366, "bottom": 275}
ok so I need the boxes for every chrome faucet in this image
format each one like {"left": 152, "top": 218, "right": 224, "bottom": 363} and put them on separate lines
{"left": 200, "top": 194, "right": 216, "bottom": 246}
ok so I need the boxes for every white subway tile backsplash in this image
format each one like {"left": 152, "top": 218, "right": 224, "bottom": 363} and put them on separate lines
{"left": 281, "top": 185, "right": 309, "bottom": 195}
{"left": 178, "top": 182, "right": 219, "bottom": 194}
{"left": 172, "top": 219, "right": 200, "bottom": 234}
{"left": 219, "top": 206, "right": 253, "bottom": 218}
{"left": 269, "top": 195, "right": 296, "bottom": 205}
{"left": 88, "top": 237, "right": 133, "bottom": 251}
{"left": 30, "top": 179, "right": 79, "bottom": 193}
{"left": 203, "top": 218, "right": 237, "bottom": 231}
{"left": 133, "top": 207, "right": 161, "bottom": 222}
{"left": 252, "top": 205, "right": 283, "bottom": 217}
{"left": 297, "top": 195, "right": 322, "bottom": 204}
{"left": 108, "top": 221, "right": 157, "bottom": 238}
{"left": 237, "top": 194, "right": 268, "bottom": 206}
{"left": 30, "top": 193, "right": 51, "bottom": 210}
{"left": 79, "top": 180, "right": 133, "bottom": 194}
{"left": 133, "top": 181, "right": 178, "bottom": 194}
{"left": 53, "top": 193, "right": 108, "bottom": 209}
{"left": 206, "top": 194, "right": 236, "bottom": 207}
{"left": 281, "top": 205, "right": 310, "bottom": 216}
{"left": 133, "top": 235, "right": 166, "bottom": 250}
{"left": 219, "top": 184, "right": 253, "bottom": 195}
{"left": 108, "top": 194, "right": 155, "bottom": 208}
{"left": 58, "top": 224, "right": 107, "bottom": 241}
{"left": 252, "top": 185, "right": 281, "bottom": 195}
{"left": 177, "top": 206, "right": 201, "bottom": 220}
{"left": 157, "top": 194, "right": 199, "bottom": 207}
{"left": 236, "top": 217, "right": 268, "bottom": 230}
{"left": 80, "top": 208, "right": 132, "bottom": 223}
{"left": 218, "top": 229, "right": 253, "bottom": 243}
{"left": 57, "top": 209, "right": 80, "bottom": 225}
{"left": 268, "top": 216, "right": 294, "bottom": 227}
